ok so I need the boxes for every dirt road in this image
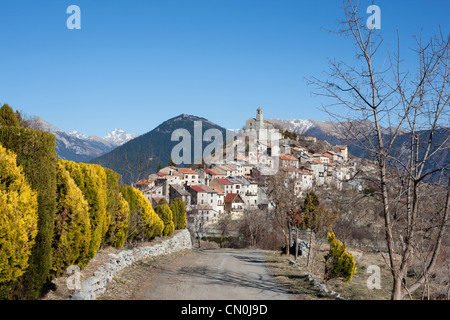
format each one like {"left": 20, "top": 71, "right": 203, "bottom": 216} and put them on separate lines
{"left": 106, "top": 249, "right": 296, "bottom": 300}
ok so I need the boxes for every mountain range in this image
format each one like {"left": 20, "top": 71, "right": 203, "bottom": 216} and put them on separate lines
{"left": 266, "top": 118, "right": 449, "bottom": 183}
{"left": 89, "top": 114, "right": 231, "bottom": 184}
{"left": 31, "top": 117, "right": 138, "bottom": 163}
{"left": 33, "top": 113, "right": 447, "bottom": 185}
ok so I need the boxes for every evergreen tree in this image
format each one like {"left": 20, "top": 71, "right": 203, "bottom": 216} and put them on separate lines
{"left": 155, "top": 202, "right": 175, "bottom": 236}
{"left": 0, "top": 143, "right": 38, "bottom": 285}
{"left": 0, "top": 104, "right": 19, "bottom": 127}
{"left": 323, "top": 232, "right": 357, "bottom": 283}
{"left": 299, "top": 190, "right": 338, "bottom": 267}
{"left": 51, "top": 162, "right": 91, "bottom": 277}
{"left": 170, "top": 198, "right": 186, "bottom": 230}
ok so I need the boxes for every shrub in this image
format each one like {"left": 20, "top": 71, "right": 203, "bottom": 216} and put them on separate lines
{"left": 51, "top": 162, "right": 91, "bottom": 277}
{"left": 323, "top": 231, "right": 357, "bottom": 283}
{"left": 120, "top": 185, "right": 163, "bottom": 241}
{"left": 155, "top": 202, "right": 175, "bottom": 237}
{"left": 0, "top": 144, "right": 38, "bottom": 284}
{"left": 60, "top": 160, "right": 109, "bottom": 260}
{"left": 0, "top": 126, "right": 56, "bottom": 299}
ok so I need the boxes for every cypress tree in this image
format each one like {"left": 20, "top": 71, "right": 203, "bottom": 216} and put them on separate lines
{"left": 0, "top": 104, "right": 19, "bottom": 127}
{"left": 155, "top": 202, "right": 174, "bottom": 237}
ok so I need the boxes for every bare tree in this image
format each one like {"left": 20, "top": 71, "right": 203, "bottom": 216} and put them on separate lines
{"left": 264, "top": 171, "right": 304, "bottom": 256}
{"left": 216, "top": 211, "right": 233, "bottom": 248}
{"left": 308, "top": 0, "right": 450, "bottom": 299}
{"left": 106, "top": 143, "right": 162, "bottom": 186}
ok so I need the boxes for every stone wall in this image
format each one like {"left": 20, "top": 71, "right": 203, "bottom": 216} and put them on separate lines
{"left": 70, "top": 229, "right": 192, "bottom": 300}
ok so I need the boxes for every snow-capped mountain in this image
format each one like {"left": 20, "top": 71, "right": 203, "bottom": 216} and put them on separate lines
{"left": 104, "top": 128, "right": 139, "bottom": 147}
{"left": 265, "top": 118, "right": 315, "bottom": 135}
{"left": 30, "top": 117, "right": 139, "bottom": 162}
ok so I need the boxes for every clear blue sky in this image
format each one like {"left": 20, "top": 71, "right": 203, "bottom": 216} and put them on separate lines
{"left": 0, "top": 0, "right": 449, "bottom": 137}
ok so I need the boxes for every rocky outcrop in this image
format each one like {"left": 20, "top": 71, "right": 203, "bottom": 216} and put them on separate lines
{"left": 70, "top": 229, "right": 192, "bottom": 300}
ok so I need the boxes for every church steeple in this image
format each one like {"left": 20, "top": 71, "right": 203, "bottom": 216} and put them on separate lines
{"left": 256, "top": 107, "right": 263, "bottom": 123}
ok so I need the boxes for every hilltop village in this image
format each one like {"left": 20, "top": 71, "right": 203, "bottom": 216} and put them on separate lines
{"left": 135, "top": 108, "right": 362, "bottom": 236}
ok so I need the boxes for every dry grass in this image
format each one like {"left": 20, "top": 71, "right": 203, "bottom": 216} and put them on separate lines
{"left": 264, "top": 243, "right": 394, "bottom": 300}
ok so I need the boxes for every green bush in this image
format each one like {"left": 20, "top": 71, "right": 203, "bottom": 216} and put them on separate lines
{"left": 155, "top": 202, "right": 175, "bottom": 237}
{"left": 121, "top": 185, "right": 164, "bottom": 241}
{"left": 51, "top": 162, "right": 91, "bottom": 277}
{"left": 323, "top": 231, "right": 357, "bottom": 283}
{"left": 60, "top": 160, "right": 109, "bottom": 261}
{"left": 0, "top": 144, "right": 38, "bottom": 284}
{"left": 0, "top": 126, "right": 56, "bottom": 299}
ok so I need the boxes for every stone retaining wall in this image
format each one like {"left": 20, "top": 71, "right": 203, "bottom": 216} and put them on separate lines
{"left": 70, "top": 229, "right": 192, "bottom": 300}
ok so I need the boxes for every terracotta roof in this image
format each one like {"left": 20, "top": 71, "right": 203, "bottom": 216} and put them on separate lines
{"left": 190, "top": 184, "right": 217, "bottom": 193}
{"left": 214, "top": 178, "right": 233, "bottom": 185}
{"left": 177, "top": 168, "right": 198, "bottom": 175}
{"left": 209, "top": 186, "right": 224, "bottom": 194}
{"left": 190, "top": 185, "right": 206, "bottom": 193}
{"left": 279, "top": 154, "right": 298, "bottom": 161}
{"left": 202, "top": 168, "right": 224, "bottom": 175}
{"left": 136, "top": 179, "right": 154, "bottom": 186}
{"left": 224, "top": 193, "right": 243, "bottom": 203}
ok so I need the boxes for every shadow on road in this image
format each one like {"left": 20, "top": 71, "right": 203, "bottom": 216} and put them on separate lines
{"left": 150, "top": 249, "right": 294, "bottom": 296}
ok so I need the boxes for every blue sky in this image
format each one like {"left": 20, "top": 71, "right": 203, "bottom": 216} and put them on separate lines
{"left": 0, "top": 0, "right": 449, "bottom": 137}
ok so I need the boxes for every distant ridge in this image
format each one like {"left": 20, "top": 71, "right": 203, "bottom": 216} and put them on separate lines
{"left": 89, "top": 114, "right": 231, "bottom": 184}
{"left": 31, "top": 116, "right": 138, "bottom": 163}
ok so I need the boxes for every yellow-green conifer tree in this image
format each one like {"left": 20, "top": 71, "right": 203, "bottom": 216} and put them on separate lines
{"left": 0, "top": 144, "right": 38, "bottom": 284}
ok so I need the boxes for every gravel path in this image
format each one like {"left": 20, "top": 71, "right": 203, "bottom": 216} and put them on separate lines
{"left": 103, "top": 249, "right": 296, "bottom": 300}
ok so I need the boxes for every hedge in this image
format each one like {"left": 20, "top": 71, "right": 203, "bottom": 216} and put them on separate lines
{"left": 59, "top": 160, "right": 109, "bottom": 261}
{"left": 104, "top": 169, "right": 129, "bottom": 249}
{"left": 51, "top": 162, "right": 91, "bottom": 277}
{"left": 0, "top": 144, "right": 38, "bottom": 284}
{"left": 0, "top": 127, "right": 56, "bottom": 299}
{"left": 120, "top": 185, "right": 164, "bottom": 242}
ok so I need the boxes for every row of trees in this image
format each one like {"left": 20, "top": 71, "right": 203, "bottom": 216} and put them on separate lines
{"left": 0, "top": 104, "right": 187, "bottom": 298}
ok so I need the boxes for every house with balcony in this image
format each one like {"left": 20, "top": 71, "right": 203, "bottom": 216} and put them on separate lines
{"left": 176, "top": 167, "right": 200, "bottom": 186}
{"left": 224, "top": 193, "right": 245, "bottom": 220}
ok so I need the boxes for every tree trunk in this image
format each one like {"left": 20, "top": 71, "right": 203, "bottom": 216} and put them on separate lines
{"left": 295, "top": 227, "right": 299, "bottom": 261}
{"left": 307, "top": 229, "right": 313, "bottom": 267}
{"left": 392, "top": 276, "right": 405, "bottom": 300}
